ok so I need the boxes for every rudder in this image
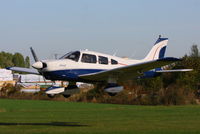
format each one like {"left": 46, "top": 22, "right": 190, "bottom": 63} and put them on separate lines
{"left": 143, "top": 36, "right": 168, "bottom": 61}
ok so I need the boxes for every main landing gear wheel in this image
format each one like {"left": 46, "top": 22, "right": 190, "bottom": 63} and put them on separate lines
{"left": 61, "top": 82, "right": 80, "bottom": 98}
{"left": 108, "top": 93, "right": 117, "bottom": 96}
{"left": 62, "top": 94, "right": 71, "bottom": 98}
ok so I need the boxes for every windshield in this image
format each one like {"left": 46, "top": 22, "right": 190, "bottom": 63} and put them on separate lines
{"left": 60, "top": 51, "right": 80, "bottom": 62}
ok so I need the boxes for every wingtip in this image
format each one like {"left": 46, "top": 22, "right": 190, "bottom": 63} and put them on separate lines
{"left": 6, "top": 67, "right": 11, "bottom": 70}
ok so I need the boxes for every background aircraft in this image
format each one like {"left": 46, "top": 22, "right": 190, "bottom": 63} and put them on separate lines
{"left": 7, "top": 36, "right": 192, "bottom": 98}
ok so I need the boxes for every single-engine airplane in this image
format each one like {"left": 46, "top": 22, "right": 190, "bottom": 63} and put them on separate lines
{"left": 7, "top": 36, "right": 192, "bottom": 98}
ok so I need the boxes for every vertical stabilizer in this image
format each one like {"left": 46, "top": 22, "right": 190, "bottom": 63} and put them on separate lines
{"left": 143, "top": 36, "right": 168, "bottom": 61}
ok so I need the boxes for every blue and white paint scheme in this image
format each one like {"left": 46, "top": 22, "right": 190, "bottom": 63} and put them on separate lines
{"left": 7, "top": 36, "right": 192, "bottom": 97}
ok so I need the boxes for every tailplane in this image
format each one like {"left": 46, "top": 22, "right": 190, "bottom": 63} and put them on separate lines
{"left": 143, "top": 36, "right": 168, "bottom": 61}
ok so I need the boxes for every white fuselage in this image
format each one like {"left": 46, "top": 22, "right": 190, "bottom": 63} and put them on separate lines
{"left": 42, "top": 50, "right": 141, "bottom": 72}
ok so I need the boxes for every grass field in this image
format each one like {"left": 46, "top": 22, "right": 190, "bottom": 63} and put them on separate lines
{"left": 0, "top": 99, "right": 200, "bottom": 134}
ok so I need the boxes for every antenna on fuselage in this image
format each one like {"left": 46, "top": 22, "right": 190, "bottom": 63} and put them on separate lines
{"left": 130, "top": 51, "right": 135, "bottom": 58}
{"left": 54, "top": 53, "right": 62, "bottom": 59}
{"left": 54, "top": 54, "right": 58, "bottom": 59}
{"left": 113, "top": 50, "right": 118, "bottom": 56}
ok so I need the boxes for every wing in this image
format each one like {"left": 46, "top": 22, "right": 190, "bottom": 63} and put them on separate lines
{"left": 6, "top": 67, "right": 39, "bottom": 75}
{"left": 79, "top": 57, "right": 180, "bottom": 82}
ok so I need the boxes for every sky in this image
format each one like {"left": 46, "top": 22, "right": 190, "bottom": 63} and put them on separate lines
{"left": 0, "top": 0, "right": 200, "bottom": 62}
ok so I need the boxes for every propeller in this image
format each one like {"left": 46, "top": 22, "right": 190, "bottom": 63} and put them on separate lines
{"left": 32, "top": 62, "right": 47, "bottom": 69}
{"left": 30, "top": 47, "right": 47, "bottom": 84}
{"left": 30, "top": 47, "right": 47, "bottom": 70}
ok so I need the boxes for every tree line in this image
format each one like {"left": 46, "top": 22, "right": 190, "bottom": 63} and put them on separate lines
{"left": 0, "top": 51, "right": 30, "bottom": 68}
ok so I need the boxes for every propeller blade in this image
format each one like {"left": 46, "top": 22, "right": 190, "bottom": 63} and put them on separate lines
{"left": 40, "top": 71, "right": 47, "bottom": 85}
{"left": 42, "top": 73, "right": 47, "bottom": 84}
{"left": 30, "top": 47, "right": 39, "bottom": 62}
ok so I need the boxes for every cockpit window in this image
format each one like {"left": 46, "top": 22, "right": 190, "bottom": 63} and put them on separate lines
{"left": 81, "top": 53, "right": 97, "bottom": 63}
{"left": 99, "top": 56, "right": 108, "bottom": 65}
{"left": 111, "top": 59, "right": 118, "bottom": 65}
{"left": 60, "top": 51, "right": 80, "bottom": 62}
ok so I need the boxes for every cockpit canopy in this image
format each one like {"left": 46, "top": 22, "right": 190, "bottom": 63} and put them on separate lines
{"left": 60, "top": 50, "right": 118, "bottom": 65}
{"left": 60, "top": 51, "right": 80, "bottom": 62}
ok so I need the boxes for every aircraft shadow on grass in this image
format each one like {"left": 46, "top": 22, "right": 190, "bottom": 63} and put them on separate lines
{"left": 0, "top": 122, "right": 89, "bottom": 127}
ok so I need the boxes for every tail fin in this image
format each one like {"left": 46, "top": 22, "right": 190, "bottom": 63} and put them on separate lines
{"left": 143, "top": 36, "right": 168, "bottom": 61}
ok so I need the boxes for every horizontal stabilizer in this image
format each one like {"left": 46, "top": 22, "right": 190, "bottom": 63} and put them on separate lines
{"left": 156, "top": 69, "right": 193, "bottom": 73}
{"left": 6, "top": 67, "right": 39, "bottom": 74}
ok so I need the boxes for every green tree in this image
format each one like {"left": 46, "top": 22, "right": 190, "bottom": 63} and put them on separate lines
{"left": 12, "top": 53, "right": 25, "bottom": 67}
{"left": 25, "top": 56, "right": 30, "bottom": 68}
{"left": 190, "top": 44, "right": 199, "bottom": 57}
{"left": 0, "top": 52, "right": 14, "bottom": 68}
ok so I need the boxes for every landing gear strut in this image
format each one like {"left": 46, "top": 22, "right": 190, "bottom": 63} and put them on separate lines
{"left": 62, "top": 82, "right": 80, "bottom": 98}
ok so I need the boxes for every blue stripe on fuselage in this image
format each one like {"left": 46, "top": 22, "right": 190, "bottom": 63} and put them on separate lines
{"left": 43, "top": 68, "right": 162, "bottom": 82}
{"left": 43, "top": 69, "right": 105, "bottom": 81}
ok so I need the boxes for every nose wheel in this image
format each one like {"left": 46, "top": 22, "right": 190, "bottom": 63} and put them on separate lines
{"left": 47, "top": 94, "right": 56, "bottom": 98}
